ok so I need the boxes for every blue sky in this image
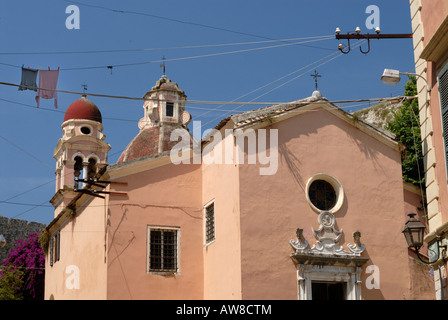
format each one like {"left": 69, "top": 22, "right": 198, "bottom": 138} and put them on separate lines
{"left": 0, "top": 0, "right": 415, "bottom": 225}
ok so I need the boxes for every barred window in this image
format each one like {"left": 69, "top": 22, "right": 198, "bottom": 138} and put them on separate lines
{"left": 205, "top": 202, "right": 215, "bottom": 245}
{"left": 308, "top": 180, "right": 336, "bottom": 211}
{"left": 148, "top": 227, "right": 179, "bottom": 273}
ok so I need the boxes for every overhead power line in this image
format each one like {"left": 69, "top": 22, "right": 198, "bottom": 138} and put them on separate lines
{"left": 0, "top": 81, "right": 414, "bottom": 107}
{"left": 0, "top": 37, "right": 333, "bottom": 71}
{"left": 0, "top": 35, "right": 333, "bottom": 56}
{"left": 191, "top": 40, "right": 368, "bottom": 124}
{"left": 63, "top": 0, "right": 335, "bottom": 51}
{"left": 192, "top": 50, "right": 341, "bottom": 121}
{"left": 0, "top": 97, "right": 238, "bottom": 119}
{"left": 0, "top": 135, "right": 53, "bottom": 170}
{"left": 0, "top": 81, "right": 295, "bottom": 105}
{"left": 60, "top": 37, "right": 334, "bottom": 71}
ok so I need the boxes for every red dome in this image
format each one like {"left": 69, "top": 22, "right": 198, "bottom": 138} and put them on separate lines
{"left": 64, "top": 96, "right": 102, "bottom": 123}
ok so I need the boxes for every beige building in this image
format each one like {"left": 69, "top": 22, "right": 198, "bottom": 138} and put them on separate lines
{"left": 43, "top": 76, "right": 433, "bottom": 300}
{"left": 409, "top": 0, "right": 448, "bottom": 300}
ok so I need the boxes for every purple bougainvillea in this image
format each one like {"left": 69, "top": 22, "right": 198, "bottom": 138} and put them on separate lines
{"left": 1, "top": 232, "right": 45, "bottom": 299}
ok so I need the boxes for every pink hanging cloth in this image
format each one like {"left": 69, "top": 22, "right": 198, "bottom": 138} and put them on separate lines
{"left": 36, "top": 68, "right": 59, "bottom": 108}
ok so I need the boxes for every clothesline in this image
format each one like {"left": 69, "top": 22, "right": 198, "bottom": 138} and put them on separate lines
{"left": 3, "top": 80, "right": 288, "bottom": 105}
{"left": 18, "top": 67, "right": 59, "bottom": 108}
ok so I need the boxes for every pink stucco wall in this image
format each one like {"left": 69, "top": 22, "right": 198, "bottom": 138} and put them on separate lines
{"left": 202, "top": 131, "right": 243, "bottom": 299}
{"left": 106, "top": 160, "right": 203, "bottom": 299}
{"left": 236, "top": 107, "right": 414, "bottom": 299}
{"left": 421, "top": 0, "right": 448, "bottom": 47}
{"left": 45, "top": 195, "right": 108, "bottom": 300}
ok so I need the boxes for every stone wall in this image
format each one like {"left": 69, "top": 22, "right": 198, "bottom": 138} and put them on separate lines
{"left": 0, "top": 215, "right": 46, "bottom": 264}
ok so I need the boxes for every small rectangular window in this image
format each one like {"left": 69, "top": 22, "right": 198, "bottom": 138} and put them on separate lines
{"left": 147, "top": 227, "right": 179, "bottom": 273}
{"left": 166, "top": 102, "right": 174, "bottom": 117}
{"left": 50, "top": 231, "right": 60, "bottom": 266}
{"left": 205, "top": 202, "right": 215, "bottom": 245}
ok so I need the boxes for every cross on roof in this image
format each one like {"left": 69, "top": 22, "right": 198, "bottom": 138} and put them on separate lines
{"left": 81, "top": 82, "right": 88, "bottom": 93}
{"left": 310, "top": 70, "right": 322, "bottom": 90}
{"left": 160, "top": 56, "right": 166, "bottom": 75}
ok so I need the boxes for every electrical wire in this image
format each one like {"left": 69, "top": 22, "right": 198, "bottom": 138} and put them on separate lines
{"left": 194, "top": 40, "right": 368, "bottom": 127}
{"left": 199, "top": 51, "right": 346, "bottom": 128}
{"left": 0, "top": 135, "right": 53, "bottom": 170}
{"left": 0, "top": 81, "right": 307, "bottom": 106}
{"left": 61, "top": 37, "right": 334, "bottom": 71}
{"left": 12, "top": 199, "right": 50, "bottom": 219}
{"left": 63, "top": 0, "right": 335, "bottom": 52}
{"left": 3, "top": 200, "right": 52, "bottom": 208}
{"left": 0, "top": 97, "right": 238, "bottom": 118}
{"left": 0, "top": 37, "right": 334, "bottom": 71}
{"left": 0, "top": 178, "right": 55, "bottom": 204}
{"left": 0, "top": 35, "right": 334, "bottom": 56}
{"left": 0, "top": 80, "right": 414, "bottom": 110}
{"left": 191, "top": 50, "right": 341, "bottom": 122}
{"left": 0, "top": 42, "right": 350, "bottom": 108}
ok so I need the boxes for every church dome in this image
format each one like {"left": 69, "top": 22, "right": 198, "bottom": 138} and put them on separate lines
{"left": 64, "top": 96, "right": 102, "bottom": 123}
{"left": 117, "top": 127, "right": 161, "bottom": 163}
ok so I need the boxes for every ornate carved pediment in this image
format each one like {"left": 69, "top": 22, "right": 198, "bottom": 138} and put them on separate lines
{"left": 290, "top": 211, "right": 366, "bottom": 260}
{"left": 290, "top": 211, "right": 368, "bottom": 300}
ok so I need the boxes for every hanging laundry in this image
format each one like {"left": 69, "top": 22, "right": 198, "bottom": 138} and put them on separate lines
{"left": 36, "top": 69, "right": 59, "bottom": 108}
{"left": 18, "top": 67, "right": 38, "bottom": 91}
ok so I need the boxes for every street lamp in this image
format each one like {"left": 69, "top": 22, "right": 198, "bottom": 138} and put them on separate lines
{"left": 402, "top": 213, "right": 446, "bottom": 264}
{"left": 381, "top": 68, "right": 431, "bottom": 92}
{"left": 0, "top": 234, "right": 6, "bottom": 248}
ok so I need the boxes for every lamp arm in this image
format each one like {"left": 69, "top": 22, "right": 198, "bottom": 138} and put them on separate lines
{"left": 413, "top": 242, "right": 447, "bottom": 265}
{"left": 400, "top": 72, "right": 431, "bottom": 93}
{"left": 414, "top": 248, "right": 434, "bottom": 265}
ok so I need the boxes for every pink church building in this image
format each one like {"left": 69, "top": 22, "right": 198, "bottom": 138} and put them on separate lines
{"left": 43, "top": 75, "right": 433, "bottom": 300}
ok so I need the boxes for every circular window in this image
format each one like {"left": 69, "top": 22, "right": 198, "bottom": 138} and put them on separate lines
{"left": 80, "top": 126, "right": 91, "bottom": 135}
{"left": 306, "top": 174, "right": 344, "bottom": 214}
{"left": 308, "top": 180, "right": 336, "bottom": 211}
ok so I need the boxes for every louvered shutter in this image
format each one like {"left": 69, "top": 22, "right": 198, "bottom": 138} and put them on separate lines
{"left": 56, "top": 232, "right": 60, "bottom": 262}
{"left": 439, "top": 67, "right": 448, "bottom": 179}
{"left": 49, "top": 237, "right": 54, "bottom": 267}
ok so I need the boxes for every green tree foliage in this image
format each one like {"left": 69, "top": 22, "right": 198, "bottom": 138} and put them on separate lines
{"left": 0, "top": 265, "right": 25, "bottom": 300}
{"left": 386, "top": 76, "right": 425, "bottom": 187}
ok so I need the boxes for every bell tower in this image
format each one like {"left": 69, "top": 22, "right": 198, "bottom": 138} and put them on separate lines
{"left": 51, "top": 96, "right": 110, "bottom": 215}
{"left": 117, "top": 75, "right": 192, "bottom": 163}
{"left": 139, "top": 75, "right": 191, "bottom": 135}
